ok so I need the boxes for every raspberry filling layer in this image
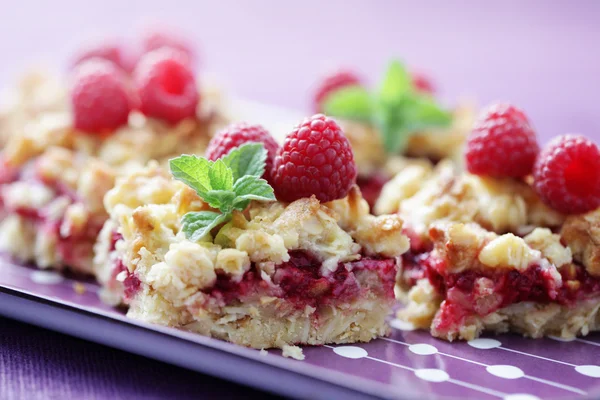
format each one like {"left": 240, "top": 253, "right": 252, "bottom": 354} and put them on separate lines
{"left": 112, "top": 246, "right": 396, "bottom": 309}
{"left": 356, "top": 173, "right": 389, "bottom": 209}
{"left": 0, "top": 161, "right": 104, "bottom": 269}
{"left": 209, "top": 250, "right": 396, "bottom": 309}
{"left": 401, "top": 235, "right": 600, "bottom": 331}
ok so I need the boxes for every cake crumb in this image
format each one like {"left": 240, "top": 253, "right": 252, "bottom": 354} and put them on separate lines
{"left": 73, "top": 282, "right": 86, "bottom": 295}
{"left": 259, "top": 349, "right": 268, "bottom": 356}
{"left": 282, "top": 345, "right": 305, "bottom": 361}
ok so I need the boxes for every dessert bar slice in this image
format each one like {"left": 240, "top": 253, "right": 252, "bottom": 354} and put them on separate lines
{"left": 95, "top": 115, "right": 409, "bottom": 348}
{"left": 377, "top": 103, "right": 600, "bottom": 341}
{"left": 0, "top": 50, "right": 227, "bottom": 273}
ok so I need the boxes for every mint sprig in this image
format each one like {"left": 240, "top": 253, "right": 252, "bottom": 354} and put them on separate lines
{"left": 169, "top": 143, "right": 276, "bottom": 241}
{"left": 322, "top": 60, "right": 452, "bottom": 154}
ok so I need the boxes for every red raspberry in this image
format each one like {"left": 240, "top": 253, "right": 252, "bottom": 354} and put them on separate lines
{"left": 70, "top": 41, "right": 130, "bottom": 72}
{"left": 465, "top": 103, "right": 539, "bottom": 177}
{"left": 206, "top": 123, "right": 280, "bottom": 182}
{"left": 272, "top": 114, "right": 357, "bottom": 203}
{"left": 533, "top": 135, "right": 600, "bottom": 214}
{"left": 141, "top": 28, "right": 196, "bottom": 66}
{"left": 70, "top": 60, "right": 133, "bottom": 133}
{"left": 134, "top": 48, "right": 199, "bottom": 124}
{"left": 411, "top": 71, "right": 436, "bottom": 94}
{"left": 313, "top": 69, "right": 362, "bottom": 112}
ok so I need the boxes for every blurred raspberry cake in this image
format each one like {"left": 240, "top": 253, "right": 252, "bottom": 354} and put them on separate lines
{"left": 94, "top": 115, "right": 409, "bottom": 348}
{"left": 376, "top": 103, "right": 600, "bottom": 341}
{"left": 312, "top": 61, "right": 476, "bottom": 207}
{"left": 0, "top": 38, "right": 228, "bottom": 274}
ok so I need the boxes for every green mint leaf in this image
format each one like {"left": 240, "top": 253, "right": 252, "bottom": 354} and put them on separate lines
{"left": 379, "top": 60, "right": 412, "bottom": 104}
{"left": 232, "top": 175, "right": 275, "bottom": 209}
{"left": 182, "top": 211, "right": 230, "bottom": 242}
{"left": 321, "top": 86, "right": 372, "bottom": 122}
{"left": 221, "top": 143, "right": 267, "bottom": 181}
{"left": 401, "top": 96, "right": 452, "bottom": 131}
{"left": 169, "top": 155, "right": 212, "bottom": 196}
{"left": 171, "top": 143, "right": 277, "bottom": 241}
{"left": 374, "top": 102, "right": 412, "bottom": 154}
{"left": 202, "top": 190, "right": 236, "bottom": 212}
{"left": 208, "top": 159, "right": 233, "bottom": 191}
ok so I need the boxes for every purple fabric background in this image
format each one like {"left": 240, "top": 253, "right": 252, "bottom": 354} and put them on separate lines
{"left": 2, "top": 0, "right": 600, "bottom": 142}
{"left": 0, "top": 317, "right": 283, "bottom": 400}
{"left": 1, "top": 1, "right": 599, "bottom": 399}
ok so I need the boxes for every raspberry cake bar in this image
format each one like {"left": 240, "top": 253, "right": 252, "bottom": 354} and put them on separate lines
{"left": 94, "top": 115, "right": 409, "bottom": 348}
{"left": 312, "top": 61, "right": 475, "bottom": 206}
{"left": 0, "top": 34, "right": 227, "bottom": 273}
{"left": 376, "top": 103, "right": 600, "bottom": 341}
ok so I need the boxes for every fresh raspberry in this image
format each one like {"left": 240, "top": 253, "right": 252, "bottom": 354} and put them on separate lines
{"left": 70, "top": 60, "right": 133, "bottom": 133}
{"left": 134, "top": 48, "right": 199, "bottom": 124}
{"left": 411, "top": 71, "right": 436, "bottom": 94}
{"left": 206, "top": 123, "right": 280, "bottom": 182}
{"left": 271, "top": 114, "right": 357, "bottom": 203}
{"left": 70, "top": 41, "right": 130, "bottom": 72}
{"left": 313, "top": 70, "right": 362, "bottom": 112}
{"left": 141, "top": 28, "right": 196, "bottom": 65}
{"left": 465, "top": 103, "right": 539, "bottom": 177}
{"left": 533, "top": 135, "right": 600, "bottom": 214}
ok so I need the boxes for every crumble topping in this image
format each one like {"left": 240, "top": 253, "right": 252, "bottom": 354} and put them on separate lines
{"left": 102, "top": 165, "right": 408, "bottom": 287}
{"left": 0, "top": 72, "right": 67, "bottom": 145}
{"left": 376, "top": 160, "right": 565, "bottom": 238}
{"left": 524, "top": 228, "right": 572, "bottom": 268}
{"left": 561, "top": 209, "right": 600, "bottom": 277}
{"left": 281, "top": 344, "right": 305, "bottom": 361}
{"left": 0, "top": 146, "right": 115, "bottom": 272}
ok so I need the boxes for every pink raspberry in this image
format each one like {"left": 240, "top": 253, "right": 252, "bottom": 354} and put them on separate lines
{"left": 533, "top": 134, "right": 600, "bottom": 214}
{"left": 465, "top": 103, "right": 540, "bottom": 178}
{"left": 206, "top": 123, "right": 280, "bottom": 183}
{"left": 411, "top": 71, "right": 436, "bottom": 94}
{"left": 313, "top": 69, "right": 362, "bottom": 112}
{"left": 70, "top": 60, "right": 133, "bottom": 133}
{"left": 134, "top": 48, "right": 199, "bottom": 124}
{"left": 70, "top": 41, "right": 131, "bottom": 72}
{"left": 141, "top": 28, "right": 196, "bottom": 66}
{"left": 271, "top": 114, "right": 357, "bottom": 203}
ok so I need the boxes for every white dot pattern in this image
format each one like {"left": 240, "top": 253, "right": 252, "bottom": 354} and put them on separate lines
{"left": 30, "top": 270, "right": 64, "bottom": 285}
{"left": 575, "top": 365, "right": 600, "bottom": 378}
{"left": 548, "top": 335, "right": 576, "bottom": 342}
{"left": 486, "top": 365, "right": 525, "bottom": 379}
{"left": 332, "top": 346, "right": 368, "bottom": 359}
{"left": 504, "top": 394, "right": 541, "bottom": 400}
{"left": 414, "top": 368, "right": 450, "bottom": 382}
{"left": 409, "top": 343, "right": 438, "bottom": 356}
{"left": 468, "top": 338, "right": 502, "bottom": 349}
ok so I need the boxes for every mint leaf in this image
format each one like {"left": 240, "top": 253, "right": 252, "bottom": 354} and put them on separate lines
{"left": 169, "top": 155, "right": 212, "bottom": 196}
{"left": 379, "top": 60, "right": 412, "bottom": 104}
{"left": 208, "top": 159, "right": 233, "bottom": 191}
{"left": 402, "top": 96, "right": 452, "bottom": 130}
{"left": 170, "top": 143, "right": 277, "bottom": 242}
{"left": 232, "top": 175, "right": 275, "bottom": 209}
{"left": 182, "top": 211, "right": 230, "bottom": 242}
{"left": 221, "top": 143, "right": 267, "bottom": 181}
{"left": 202, "top": 190, "right": 236, "bottom": 212}
{"left": 374, "top": 103, "right": 412, "bottom": 154}
{"left": 322, "top": 86, "right": 372, "bottom": 122}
